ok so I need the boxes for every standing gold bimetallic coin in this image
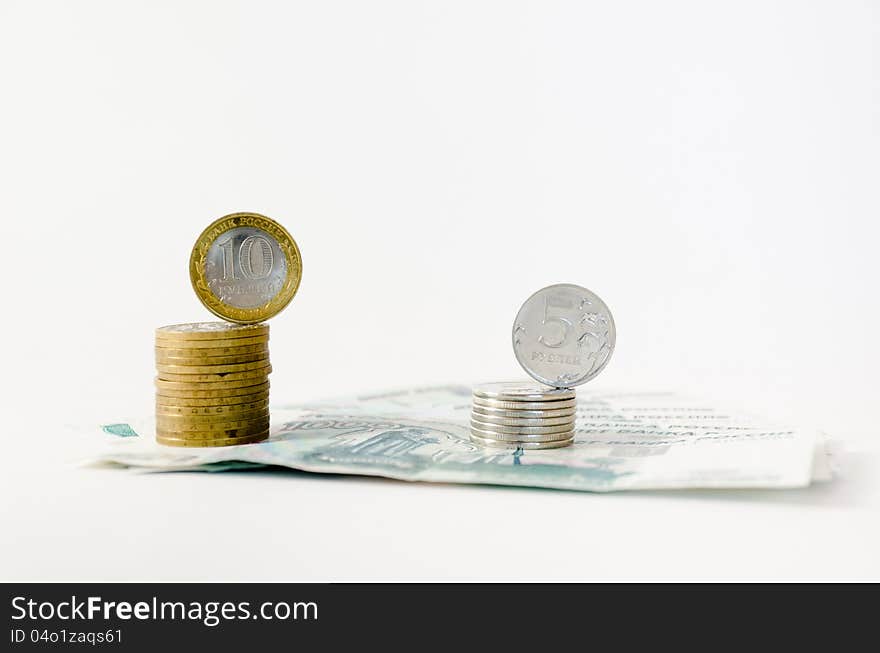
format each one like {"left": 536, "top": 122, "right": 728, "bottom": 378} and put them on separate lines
{"left": 156, "top": 431, "right": 269, "bottom": 447}
{"left": 155, "top": 350, "right": 269, "bottom": 366}
{"left": 189, "top": 212, "right": 302, "bottom": 324}
{"left": 154, "top": 343, "right": 269, "bottom": 358}
{"left": 155, "top": 322, "right": 269, "bottom": 341}
{"left": 155, "top": 391, "right": 270, "bottom": 407}
{"left": 155, "top": 358, "right": 270, "bottom": 376}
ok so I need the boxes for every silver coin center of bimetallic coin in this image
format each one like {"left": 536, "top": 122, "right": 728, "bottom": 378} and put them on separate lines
{"left": 512, "top": 284, "right": 616, "bottom": 388}
{"left": 203, "top": 227, "right": 288, "bottom": 309}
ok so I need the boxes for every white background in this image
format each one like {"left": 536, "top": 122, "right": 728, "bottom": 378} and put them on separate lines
{"left": 1, "top": 1, "right": 878, "bottom": 581}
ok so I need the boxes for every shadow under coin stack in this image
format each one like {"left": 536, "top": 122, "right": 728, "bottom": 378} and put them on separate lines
{"left": 470, "top": 382, "right": 577, "bottom": 450}
{"left": 154, "top": 322, "right": 272, "bottom": 447}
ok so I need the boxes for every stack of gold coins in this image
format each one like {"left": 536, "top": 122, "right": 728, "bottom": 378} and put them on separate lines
{"left": 154, "top": 322, "right": 271, "bottom": 447}
{"left": 470, "top": 382, "right": 577, "bottom": 450}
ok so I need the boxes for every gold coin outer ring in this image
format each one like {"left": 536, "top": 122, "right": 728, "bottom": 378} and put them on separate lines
{"left": 189, "top": 212, "right": 302, "bottom": 324}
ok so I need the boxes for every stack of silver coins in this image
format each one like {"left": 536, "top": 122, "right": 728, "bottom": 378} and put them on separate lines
{"left": 470, "top": 382, "right": 577, "bottom": 449}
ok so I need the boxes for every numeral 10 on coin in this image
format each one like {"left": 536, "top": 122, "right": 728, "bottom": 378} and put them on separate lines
{"left": 218, "top": 236, "right": 274, "bottom": 281}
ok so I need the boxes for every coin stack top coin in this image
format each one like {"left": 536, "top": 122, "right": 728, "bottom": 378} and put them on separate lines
{"left": 154, "top": 322, "right": 271, "bottom": 447}
{"left": 470, "top": 381, "right": 577, "bottom": 450}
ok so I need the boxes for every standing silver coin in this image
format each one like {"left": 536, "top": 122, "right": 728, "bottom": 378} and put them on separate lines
{"left": 512, "top": 283, "right": 615, "bottom": 388}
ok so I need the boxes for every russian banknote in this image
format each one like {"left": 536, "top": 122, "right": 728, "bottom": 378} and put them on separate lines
{"left": 93, "top": 385, "right": 833, "bottom": 492}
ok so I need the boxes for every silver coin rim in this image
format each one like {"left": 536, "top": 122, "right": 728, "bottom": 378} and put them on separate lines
{"left": 472, "top": 396, "right": 578, "bottom": 410}
{"left": 472, "top": 381, "right": 575, "bottom": 401}
{"left": 471, "top": 405, "right": 576, "bottom": 419}
{"left": 469, "top": 432, "right": 574, "bottom": 449}
{"left": 469, "top": 420, "right": 575, "bottom": 435}
{"left": 468, "top": 427, "right": 575, "bottom": 442}
{"left": 470, "top": 413, "right": 575, "bottom": 427}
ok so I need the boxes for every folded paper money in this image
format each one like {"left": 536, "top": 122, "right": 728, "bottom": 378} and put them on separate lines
{"left": 94, "top": 385, "right": 833, "bottom": 492}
